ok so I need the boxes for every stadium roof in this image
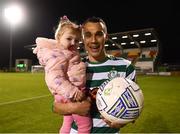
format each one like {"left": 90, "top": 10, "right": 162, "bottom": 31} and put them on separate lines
{"left": 105, "top": 28, "right": 160, "bottom": 51}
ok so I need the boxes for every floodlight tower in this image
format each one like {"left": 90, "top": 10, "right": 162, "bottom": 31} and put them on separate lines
{"left": 4, "top": 4, "right": 24, "bottom": 71}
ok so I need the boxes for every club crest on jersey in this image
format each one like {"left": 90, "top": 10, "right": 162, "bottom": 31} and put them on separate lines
{"left": 108, "top": 70, "right": 119, "bottom": 80}
{"left": 99, "top": 70, "right": 119, "bottom": 92}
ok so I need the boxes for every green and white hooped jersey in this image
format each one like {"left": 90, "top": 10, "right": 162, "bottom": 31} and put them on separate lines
{"left": 70, "top": 56, "right": 136, "bottom": 133}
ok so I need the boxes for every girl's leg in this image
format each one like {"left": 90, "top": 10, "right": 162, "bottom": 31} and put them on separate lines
{"left": 54, "top": 95, "right": 72, "bottom": 133}
{"left": 59, "top": 115, "right": 73, "bottom": 134}
{"left": 72, "top": 114, "right": 92, "bottom": 134}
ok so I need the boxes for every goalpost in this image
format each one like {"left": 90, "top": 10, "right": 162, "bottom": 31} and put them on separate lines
{"left": 31, "top": 65, "right": 44, "bottom": 73}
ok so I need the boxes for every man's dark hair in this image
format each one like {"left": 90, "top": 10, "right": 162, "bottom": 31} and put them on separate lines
{"left": 82, "top": 16, "right": 107, "bottom": 33}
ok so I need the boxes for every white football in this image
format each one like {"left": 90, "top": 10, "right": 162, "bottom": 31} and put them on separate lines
{"left": 96, "top": 77, "right": 144, "bottom": 124}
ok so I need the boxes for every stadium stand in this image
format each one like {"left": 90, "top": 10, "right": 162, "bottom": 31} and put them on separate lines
{"left": 25, "top": 28, "right": 160, "bottom": 74}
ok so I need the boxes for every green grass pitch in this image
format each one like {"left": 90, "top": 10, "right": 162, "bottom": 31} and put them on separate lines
{"left": 0, "top": 73, "right": 180, "bottom": 133}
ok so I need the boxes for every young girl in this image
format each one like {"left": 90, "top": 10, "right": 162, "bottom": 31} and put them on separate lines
{"left": 33, "top": 16, "right": 92, "bottom": 133}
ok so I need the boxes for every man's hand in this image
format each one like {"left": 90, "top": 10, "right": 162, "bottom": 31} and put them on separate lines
{"left": 102, "top": 117, "right": 126, "bottom": 128}
{"left": 100, "top": 115, "right": 136, "bottom": 128}
{"left": 101, "top": 115, "right": 136, "bottom": 128}
{"left": 72, "top": 89, "right": 86, "bottom": 102}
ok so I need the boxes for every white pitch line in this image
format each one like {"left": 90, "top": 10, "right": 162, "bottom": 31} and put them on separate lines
{"left": 0, "top": 77, "right": 151, "bottom": 106}
{"left": 0, "top": 94, "right": 51, "bottom": 106}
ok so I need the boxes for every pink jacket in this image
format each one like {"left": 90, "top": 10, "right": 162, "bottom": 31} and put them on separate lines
{"left": 33, "top": 37, "right": 86, "bottom": 99}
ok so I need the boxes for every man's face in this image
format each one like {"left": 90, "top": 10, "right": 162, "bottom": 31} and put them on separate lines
{"left": 82, "top": 22, "right": 107, "bottom": 62}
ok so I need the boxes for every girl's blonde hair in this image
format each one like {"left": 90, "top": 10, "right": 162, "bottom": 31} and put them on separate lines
{"left": 55, "top": 16, "right": 81, "bottom": 41}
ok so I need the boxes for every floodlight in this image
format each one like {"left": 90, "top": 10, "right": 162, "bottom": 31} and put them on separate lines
{"left": 4, "top": 4, "right": 24, "bottom": 25}
{"left": 4, "top": 4, "right": 24, "bottom": 71}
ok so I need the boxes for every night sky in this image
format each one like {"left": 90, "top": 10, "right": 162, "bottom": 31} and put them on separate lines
{"left": 0, "top": 0, "right": 179, "bottom": 68}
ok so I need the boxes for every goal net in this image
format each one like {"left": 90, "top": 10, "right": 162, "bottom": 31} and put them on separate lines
{"left": 31, "top": 65, "right": 44, "bottom": 73}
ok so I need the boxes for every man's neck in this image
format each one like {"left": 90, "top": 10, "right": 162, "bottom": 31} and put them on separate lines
{"left": 88, "top": 54, "right": 107, "bottom": 63}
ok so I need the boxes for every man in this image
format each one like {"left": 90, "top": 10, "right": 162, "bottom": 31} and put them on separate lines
{"left": 53, "top": 17, "right": 136, "bottom": 133}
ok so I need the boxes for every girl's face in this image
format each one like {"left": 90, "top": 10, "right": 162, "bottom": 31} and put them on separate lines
{"left": 58, "top": 29, "right": 81, "bottom": 51}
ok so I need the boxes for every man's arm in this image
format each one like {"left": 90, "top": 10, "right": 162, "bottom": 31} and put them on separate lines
{"left": 53, "top": 97, "right": 91, "bottom": 116}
